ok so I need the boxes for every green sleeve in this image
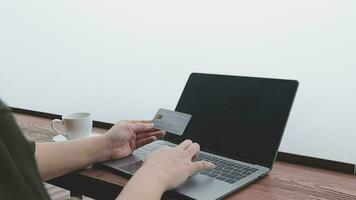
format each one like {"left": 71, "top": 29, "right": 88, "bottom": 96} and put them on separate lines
{"left": 0, "top": 99, "right": 51, "bottom": 200}
{"left": 28, "top": 140, "right": 36, "bottom": 153}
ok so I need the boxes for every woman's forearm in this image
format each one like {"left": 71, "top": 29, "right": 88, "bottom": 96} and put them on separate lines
{"left": 116, "top": 166, "right": 166, "bottom": 200}
{"left": 35, "top": 136, "right": 108, "bottom": 181}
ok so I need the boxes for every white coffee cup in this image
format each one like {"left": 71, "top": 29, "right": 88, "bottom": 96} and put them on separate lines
{"left": 50, "top": 112, "right": 92, "bottom": 139}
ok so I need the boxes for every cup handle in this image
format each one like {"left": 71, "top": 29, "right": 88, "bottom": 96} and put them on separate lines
{"left": 50, "top": 119, "right": 66, "bottom": 135}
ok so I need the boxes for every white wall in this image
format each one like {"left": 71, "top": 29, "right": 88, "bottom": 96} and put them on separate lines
{"left": 1, "top": 0, "right": 355, "bottom": 164}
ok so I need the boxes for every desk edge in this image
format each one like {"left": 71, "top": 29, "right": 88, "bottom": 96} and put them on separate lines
{"left": 12, "top": 106, "right": 356, "bottom": 175}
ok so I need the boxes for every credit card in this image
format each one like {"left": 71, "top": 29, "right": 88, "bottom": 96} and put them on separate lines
{"left": 152, "top": 108, "right": 192, "bottom": 136}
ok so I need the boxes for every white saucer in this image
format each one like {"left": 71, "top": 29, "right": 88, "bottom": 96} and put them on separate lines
{"left": 52, "top": 133, "right": 101, "bottom": 142}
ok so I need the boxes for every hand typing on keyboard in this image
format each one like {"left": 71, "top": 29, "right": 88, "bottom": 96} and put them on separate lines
{"left": 125, "top": 140, "right": 216, "bottom": 191}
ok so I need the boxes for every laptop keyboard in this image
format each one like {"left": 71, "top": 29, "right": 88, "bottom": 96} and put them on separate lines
{"left": 134, "top": 141, "right": 259, "bottom": 184}
{"left": 134, "top": 141, "right": 176, "bottom": 157}
{"left": 197, "top": 154, "right": 258, "bottom": 184}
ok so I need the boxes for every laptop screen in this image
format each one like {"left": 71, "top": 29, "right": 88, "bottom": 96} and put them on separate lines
{"left": 165, "top": 73, "right": 298, "bottom": 168}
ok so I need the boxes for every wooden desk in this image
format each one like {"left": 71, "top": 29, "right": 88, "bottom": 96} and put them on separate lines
{"left": 14, "top": 113, "right": 356, "bottom": 200}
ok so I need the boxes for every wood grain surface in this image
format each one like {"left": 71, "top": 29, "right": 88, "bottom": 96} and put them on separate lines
{"left": 14, "top": 113, "right": 356, "bottom": 200}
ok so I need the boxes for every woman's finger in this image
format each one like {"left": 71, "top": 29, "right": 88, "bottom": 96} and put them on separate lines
{"left": 130, "top": 123, "right": 154, "bottom": 133}
{"left": 176, "top": 139, "right": 193, "bottom": 150}
{"left": 192, "top": 152, "right": 200, "bottom": 161}
{"left": 129, "top": 139, "right": 136, "bottom": 150}
{"left": 191, "top": 161, "right": 216, "bottom": 172}
{"left": 136, "top": 131, "right": 165, "bottom": 140}
{"left": 136, "top": 136, "right": 157, "bottom": 148}
{"left": 185, "top": 143, "right": 200, "bottom": 158}
{"left": 134, "top": 127, "right": 158, "bottom": 134}
{"left": 122, "top": 120, "right": 153, "bottom": 123}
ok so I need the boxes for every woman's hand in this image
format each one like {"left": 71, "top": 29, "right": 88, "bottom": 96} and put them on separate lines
{"left": 116, "top": 140, "right": 215, "bottom": 200}
{"left": 140, "top": 139, "right": 216, "bottom": 191}
{"left": 103, "top": 120, "right": 165, "bottom": 160}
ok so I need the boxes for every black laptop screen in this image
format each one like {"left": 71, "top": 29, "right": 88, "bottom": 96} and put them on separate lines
{"left": 166, "top": 73, "right": 298, "bottom": 168}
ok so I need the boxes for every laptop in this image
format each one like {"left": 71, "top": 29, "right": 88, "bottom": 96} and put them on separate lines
{"left": 97, "top": 73, "right": 299, "bottom": 200}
